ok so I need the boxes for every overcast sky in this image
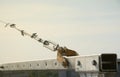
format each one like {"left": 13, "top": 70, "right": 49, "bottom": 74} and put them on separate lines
{"left": 0, "top": 0, "right": 120, "bottom": 64}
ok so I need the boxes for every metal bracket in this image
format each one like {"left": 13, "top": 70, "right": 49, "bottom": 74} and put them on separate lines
{"left": 75, "top": 55, "right": 99, "bottom": 72}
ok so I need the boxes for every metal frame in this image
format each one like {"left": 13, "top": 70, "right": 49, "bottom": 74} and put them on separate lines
{"left": 0, "top": 54, "right": 118, "bottom": 77}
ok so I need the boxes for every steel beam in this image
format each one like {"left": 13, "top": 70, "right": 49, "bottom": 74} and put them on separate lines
{"left": 0, "top": 54, "right": 117, "bottom": 77}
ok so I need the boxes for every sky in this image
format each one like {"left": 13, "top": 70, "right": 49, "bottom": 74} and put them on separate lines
{"left": 0, "top": 0, "right": 120, "bottom": 64}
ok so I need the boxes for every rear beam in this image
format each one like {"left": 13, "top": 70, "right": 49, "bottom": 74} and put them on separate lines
{"left": 0, "top": 54, "right": 117, "bottom": 73}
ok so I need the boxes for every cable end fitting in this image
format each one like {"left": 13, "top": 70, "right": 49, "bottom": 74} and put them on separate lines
{"left": 10, "top": 24, "right": 16, "bottom": 28}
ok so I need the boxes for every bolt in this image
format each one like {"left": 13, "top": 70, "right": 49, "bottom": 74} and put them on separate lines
{"left": 92, "top": 60, "right": 97, "bottom": 66}
{"left": 77, "top": 61, "right": 81, "bottom": 66}
{"left": 0, "top": 66, "right": 4, "bottom": 69}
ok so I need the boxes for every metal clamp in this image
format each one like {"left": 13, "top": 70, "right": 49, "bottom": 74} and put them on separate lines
{"left": 43, "top": 40, "right": 59, "bottom": 51}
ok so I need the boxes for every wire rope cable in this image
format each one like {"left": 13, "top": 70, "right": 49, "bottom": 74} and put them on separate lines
{"left": 0, "top": 19, "right": 8, "bottom": 24}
